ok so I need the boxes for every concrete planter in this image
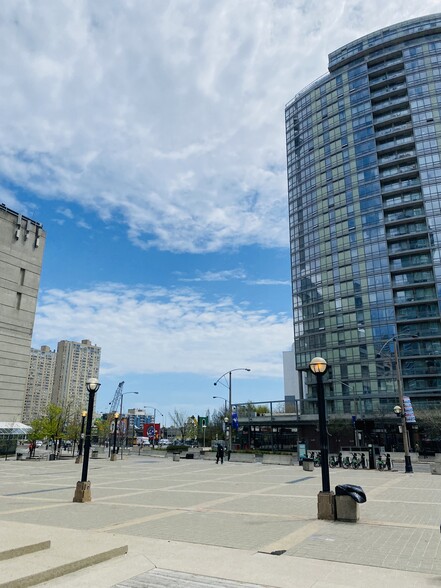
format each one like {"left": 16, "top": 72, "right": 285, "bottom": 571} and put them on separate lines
{"left": 335, "top": 495, "right": 360, "bottom": 522}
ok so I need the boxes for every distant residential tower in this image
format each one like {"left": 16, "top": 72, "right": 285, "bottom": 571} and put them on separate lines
{"left": 51, "top": 339, "right": 101, "bottom": 415}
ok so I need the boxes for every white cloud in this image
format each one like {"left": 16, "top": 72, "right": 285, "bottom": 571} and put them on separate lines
{"left": 0, "top": 1, "right": 438, "bottom": 252}
{"left": 56, "top": 207, "right": 74, "bottom": 219}
{"left": 33, "top": 283, "right": 293, "bottom": 378}
{"left": 177, "top": 268, "right": 247, "bottom": 282}
{"left": 246, "top": 279, "right": 291, "bottom": 286}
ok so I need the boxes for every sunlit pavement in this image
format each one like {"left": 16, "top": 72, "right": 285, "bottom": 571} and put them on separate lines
{"left": 0, "top": 448, "right": 440, "bottom": 587}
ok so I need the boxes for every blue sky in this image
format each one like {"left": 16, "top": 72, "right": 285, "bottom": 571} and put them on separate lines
{"left": 0, "top": 0, "right": 437, "bottom": 421}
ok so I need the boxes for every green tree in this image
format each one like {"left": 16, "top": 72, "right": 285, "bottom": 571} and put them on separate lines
{"left": 95, "top": 416, "right": 111, "bottom": 445}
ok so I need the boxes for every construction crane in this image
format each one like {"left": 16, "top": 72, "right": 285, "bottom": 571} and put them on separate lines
{"left": 109, "top": 381, "right": 125, "bottom": 414}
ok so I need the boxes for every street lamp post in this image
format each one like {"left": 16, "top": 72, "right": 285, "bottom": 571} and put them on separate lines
{"left": 214, "top": 368, "right": 251, "bottom": 453}
{"left": 213, "top": 396, "right": 227, "bottom": 413}
{"left": 377, "top": 335, "right": 418, "bottom": 474}
{"left": 309, "top": 357, "right": 334, "bottom": 520}
{"left": 111, "top": 412, "right": 119, "bottom": 461}
{"left": 119, "top": 391, "right": 139, "bottom": 458}
{"left": 73, "top": 378, "right": 101, "bottom": 503}
{"left": 213, "top": 395, "right": 228, "bottom": 433}
{"left": 75, "top": 410, "right": 88, "bottom": 464}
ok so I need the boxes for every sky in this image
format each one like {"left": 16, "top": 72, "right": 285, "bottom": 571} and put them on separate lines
{"left": 1, "top": 0, "right": 439, "bottom": 422}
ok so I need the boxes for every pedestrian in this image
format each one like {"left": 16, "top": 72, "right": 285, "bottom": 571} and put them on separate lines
{"left": 360, "top": 453, "right": 366, "bottom": 469}
{"left": 338, "top": 452, "right": 343, "bottom": 467}
{"left": 386, "top": 453, "right": 391, "bottom": 470}
{"left": 28, "top": 442, "right": 33, "bottom": 458}
{"left": 227, "top": 449, "right": 231, "bottom": 462}
{"left": 415, "top": 442, "right": 420, "bottom": 453}
{"left": 216, "top": 444, "right": 224, "bottom": 464}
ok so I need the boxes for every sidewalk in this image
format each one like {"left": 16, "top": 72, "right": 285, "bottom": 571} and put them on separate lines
{"left": 0, "top": 449, "right": 439, "bottom": 587}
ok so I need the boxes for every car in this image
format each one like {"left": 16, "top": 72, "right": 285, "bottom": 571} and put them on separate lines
{"left": 35, "top": 440, "right": 43, "bottom": 448}
{"left": 158, "top": 439, "right": 171, "bottom": 446}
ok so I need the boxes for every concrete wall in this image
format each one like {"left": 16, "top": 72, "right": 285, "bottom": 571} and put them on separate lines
{"left": 0, "top": 207, "right": 45, "bottom": 422}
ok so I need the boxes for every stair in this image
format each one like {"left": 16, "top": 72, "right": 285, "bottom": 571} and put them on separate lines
{"left": 0, "top": 524, "right": 128, "bottom": 587}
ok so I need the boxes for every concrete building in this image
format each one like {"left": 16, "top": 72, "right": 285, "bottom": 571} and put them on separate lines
{"left": 23, "top": 345, "right": 56, "bottom": 424}
{"left": 51, "top": 339, "right": 101, "bottom": 416}
{"left": 0, "top": 205, "right": 45, "bottom": 421}
{"left": 286, "top": 14, "right": 441, "bottom": 417}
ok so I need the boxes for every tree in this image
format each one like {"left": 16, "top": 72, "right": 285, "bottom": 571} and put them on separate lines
{"left": 168, "top": 409, "right": 189, "bottom": 439}
{"left": 42, "top": 404, "right": 65, "bottom": 454}
{"left": 95, "top": 416, "right": 111, "bottom": 445}
{"left": 414, "top": 408, "right": 441, "bottom": 441}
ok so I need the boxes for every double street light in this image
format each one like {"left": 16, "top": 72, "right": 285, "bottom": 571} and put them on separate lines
{"left": 377, "top": 334, "right": 418, "bottom": 474}
{"left": 213, "top": 368, "right": 251, "bottom": 453}
{"left": 73, "top": 378, "right": 101, "bottom": 503}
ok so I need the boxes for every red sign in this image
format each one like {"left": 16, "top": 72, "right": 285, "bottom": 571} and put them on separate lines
{"left": 143, "top": 423, "right": 160, "bottom": 439}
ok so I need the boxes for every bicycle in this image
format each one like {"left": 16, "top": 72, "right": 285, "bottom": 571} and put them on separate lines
{"left": 342, "top": 456, "right": 351, "bottom": 469}
{"left": 351, "top": 453, "right": 361, "bottom": 469}
{"left": 329, "top": 455, "right": 339, "bottom": 468}
{"left": 377, "top": 455, "right": 386, "bottom": 471}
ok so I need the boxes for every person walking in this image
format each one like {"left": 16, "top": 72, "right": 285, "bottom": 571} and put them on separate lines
{"left": 216, "top": 444, "right": 224, "bottom": 464}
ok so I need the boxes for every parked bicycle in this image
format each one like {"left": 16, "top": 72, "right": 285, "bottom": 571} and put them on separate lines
{"left": 308, "top": 451, "right": 321, "bottom": 467}
{"left": 377, "top": 454, "right": 386, "bottom": 471}
{"left": 351, "top": 452, "right": 361, "bottom": 469}
{"left": 329, "top": 455, "right": 339, "bottom": 468}
{"left": 342, "top": 456, "right": 351, "bottom": 469}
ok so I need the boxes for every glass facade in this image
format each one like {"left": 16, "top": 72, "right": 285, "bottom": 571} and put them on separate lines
{"left": 286, "top": 14, "right": 441, "bottom": 415}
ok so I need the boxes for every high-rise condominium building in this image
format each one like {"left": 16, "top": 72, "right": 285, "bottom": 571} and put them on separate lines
{"left": 23, "top": 345, "right": 56, "bottom": 424}
{"left": 51, "top": 339, "right": 101, "bottom": 415}
{"left": 0, "top": 205, "right": 45, "bottom": 421}
{"left": 286, "top": 14, "right": 441, "bottom": 416}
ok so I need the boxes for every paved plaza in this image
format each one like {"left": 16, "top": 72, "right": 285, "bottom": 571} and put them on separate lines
{"left": 0, "top": 449, "right": 440, "bottom": 587}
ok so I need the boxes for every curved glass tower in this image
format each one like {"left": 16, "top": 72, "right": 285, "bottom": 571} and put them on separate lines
{"left": 286, "top": 14, "right": 441, "bottom": 416}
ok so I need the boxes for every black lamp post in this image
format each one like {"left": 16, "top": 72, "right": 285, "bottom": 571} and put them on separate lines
{"left": 309, "top": 357, "right": 334, "bottom": 520}
{"left": 111, "top": 412, "right": 119, "bottom": 461}
{"left": 75, "top": 410, "right": 88, "bottom": 464}
{"left": 73, "top": 377, "right": 100, "bottom": 503}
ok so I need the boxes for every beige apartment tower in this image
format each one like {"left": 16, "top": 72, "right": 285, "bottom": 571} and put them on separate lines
{"left": 51, "top": 339, "right": 101, "bottom": 415}
{"left": 23, "top": 345, "right": 56, "bottom": 424}
{"left": 0, "top": 205, "right": 45, "bottom": 422}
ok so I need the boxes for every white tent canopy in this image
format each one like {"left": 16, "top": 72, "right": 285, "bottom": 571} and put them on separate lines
{"left": 0, "top": 422, "right": 32, "bottom": 436}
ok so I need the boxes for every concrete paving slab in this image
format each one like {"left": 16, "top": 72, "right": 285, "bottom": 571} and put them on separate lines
{"left": 0, "top": 453, "right": 440, "bottom": 587}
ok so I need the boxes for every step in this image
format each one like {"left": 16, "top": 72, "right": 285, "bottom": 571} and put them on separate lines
{"left": 0, "top": 540, "right": 51, "bottom": 561}
{"left": 0, "top": 522, "right": 128, "bottom": 588}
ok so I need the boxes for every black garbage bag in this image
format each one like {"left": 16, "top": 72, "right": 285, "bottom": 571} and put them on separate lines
{"left": 335, "top": 484, "right": 367, "bottom": 503}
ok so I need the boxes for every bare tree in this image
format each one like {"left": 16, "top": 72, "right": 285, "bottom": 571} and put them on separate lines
{"left": 168, "top": 409, "right": 189, "bottom": 440}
